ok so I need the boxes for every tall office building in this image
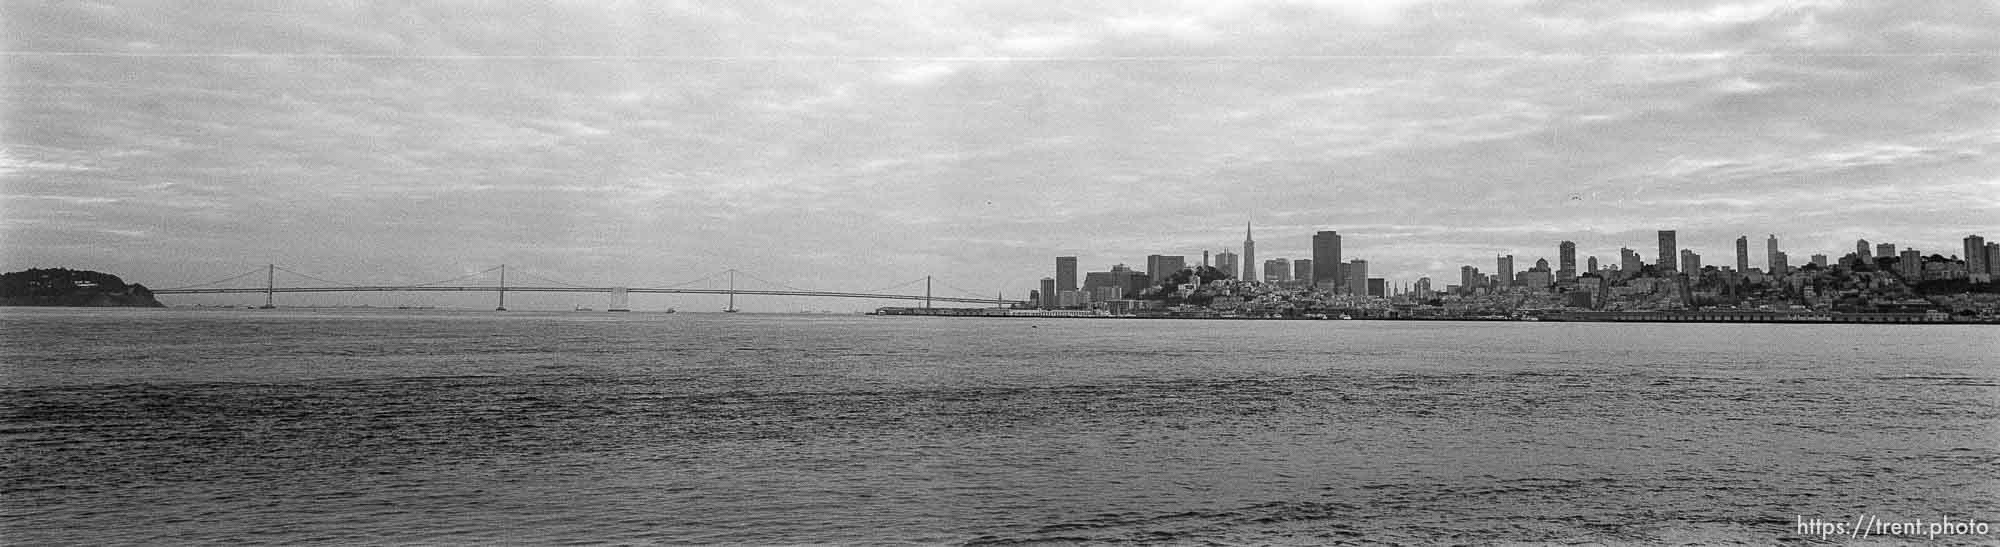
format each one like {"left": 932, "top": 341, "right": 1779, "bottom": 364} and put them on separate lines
{"left": 1766, "top": 235, "right": 1781, "bottom": 272}
{"left": 1312, "top": 231, "right": 1342, "bottom": 290}
{"left": 1558, "top": 241, "right": 1577, "bottom": 280}
{"left": 1347, "top": 260, "right": 1368, "bottom": 293}
{"left": 1055, "top": 256, "right": 1077, "bottom": 293}
{"left": 1293, "top": 259, "right": 1314, "bottom": 286}
{"left": 1367, "top": 278, "right": 1385, "bottom": 297}
{"left": 1242, "top": 222, "right": 1256, "bottom": 284}
{"left": 1460, "top": 265, "right": 1476, "bottom": 292}
{"left": 1987, "top": 242, "right": 1999, "bottom": 275}
{"left": 1147, "top": 255, "right": 1186, "bottom": 286}
{"left": 1214, "top": 250, "right": 1239, "bottom": 280}
{"left": 1774, "top": 251, "right": 1791, "bottom": 275}
{"left": 1621, "top": 247, "right": 1641, "bottom": 273}
{"left": 1735, "top": 235, "right": 1749, "bottom": 272}
{"left": 1876, "top": 243, "right": 1895, "bottom": 259}
{"left": 1811, "top": 254, "right": 1828, "bottom": 268}
{"left": 1969, "top": 235, "right": 1992, "bottom": 274}
{"left": 1856, "top": 239, "right": 1872, "bottom": 263}
{"left": 1496, "top": 255, "right": 1515, "bottom": 287}
{"left": 1038, "top": 278, "right": 1056, "bottom": 309}
{"left": 1264, "top": 259, "right": 1291, "bottom": 283}
{"left": 1680, "top": 250, "right": 1700, "bottom": 274}
{"left": 1657, "top": 230, "right": 1678, "bottom": 273}
{"left": 1900, "top": 249, "right": 1924, "bottom": 279}
{"left": 1414, "top": 277, "right": 1432, "bottom": 299}
{"left": 1587, "top": 256, "right": 1599, "bottom": 274}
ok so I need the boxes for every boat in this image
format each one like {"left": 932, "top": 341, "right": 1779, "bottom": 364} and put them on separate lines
{"left": 575, "top": 306, "right": 594, "bottom": 312}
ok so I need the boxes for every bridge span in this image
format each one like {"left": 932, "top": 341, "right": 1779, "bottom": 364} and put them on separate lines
{"left": 150, "top": 265, "right": 1027, "bottom": 309}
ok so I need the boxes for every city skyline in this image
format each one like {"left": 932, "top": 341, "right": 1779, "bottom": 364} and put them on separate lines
{"left": 4, "top": 2, "right": 1997, "bottom": 305}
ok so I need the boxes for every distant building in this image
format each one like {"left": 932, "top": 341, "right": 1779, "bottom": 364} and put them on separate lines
{"left": 1242, "top": 222, "right": 1257, "bottom": 283}
{"left": 1348, "top": 259, "right": 1369, "bottom": 293}
{"left": 1679, "top": 249, "right": 1700, "bottom": 275}
{"left": 1773, "top": 251, "right": 1791, "bottom": 275}
{"left": 1899, "top": 249, "right": 1924, "bottom": 279}
{"left": 1038, "top": 277, "right": 1055, "bottom": 309}
{"left": 1460, "top": 265, "right": 1477, "bottom": 294}
{"left": 1558, "top": 241, "right": 1577, "bottom": 281}
{"left": 1496, "top": 255, "right": 1514, "bottom": 288}
{"left": 1735, "top": 235, "right": 1750, "bottom": 273}
{"left": 1264, "top": 258, "right": 1291, "bottom": 283}
{"left": 1312, "top": 231, "right": 1342, "bottom": 290}
{"left": 1214, "top": 250, "right": 1239, "bottom": 281}
{"left": 1055, "top": 256, "right": 1077, "bottom": 293}
{"left": 1516, "top": 270, "right": 1552, "bottom": 290}
{"left": 1988, "top": 242, "right": 2000, "bottom": 275}
{"left": 1366, "top": 278, "right": 1385, "bottom": 297}
{"left": 1766, "top": 235, "right": 1781, "bottom": 273}
{"left": 1621, "top": 248, "right": 1641, "bottom": 275}
{"left": 1875, "top": 243, "right": 1895, "bottom": 259}
{"left": 1810, "top": 254, "right": 1828, "bottom": 268}
{"left": 1414, "top": 277, "right": 1432, "bottom": 298}
{"left": 1147, "top": 255, "right": 1186, "bottom": 286}
{"left": 1587, "top": 256, "right": 1599, "bottom": 275}
{"left": 1293, "top": 259, "right": 1314, "bottom": 287}
{"left": 1657, "top": 230, "right": 1678, "bottom": 273}
{"left": 1856, "top": 239, "right": 1872, "bottom": 262}
{"left": 1965, "top": 235, "right": 1988, "bottom": 275}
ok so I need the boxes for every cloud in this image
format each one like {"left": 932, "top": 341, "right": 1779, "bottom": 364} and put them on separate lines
{"left": 2, "top": 0, "right": 1994, "bottom": 308}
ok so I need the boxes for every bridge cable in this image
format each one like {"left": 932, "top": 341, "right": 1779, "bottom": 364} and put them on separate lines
{"left": 935, "top": 279, "right": 1005, "bottom": 300}
{"left": 158, "top": 268, "right": 267, "bottom": 291}
{"left": 509, "top": 268, "right": 591, "bottom": 288}
{"left": 859, "top": 277, "right": 928, "bottom": 294}
{"left": 730, "top": 270, "right": 820, "bottom": 294}
{"left": 406, "top": 265, "right": 505, "bottom": 287}
{"left": 646, "top": 270, "right": 730, "bottom": 289}
{"left": 272, "top": 266, "right": 366, "bottom": 287}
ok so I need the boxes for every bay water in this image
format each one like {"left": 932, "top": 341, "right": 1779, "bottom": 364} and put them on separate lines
{"left": 3, "top": 308, "right": 1995, "bottom": 544}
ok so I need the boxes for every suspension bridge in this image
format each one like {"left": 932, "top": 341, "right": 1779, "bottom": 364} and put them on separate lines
{"left": 149, "top": 265, "right": 1025, "bottom": 311}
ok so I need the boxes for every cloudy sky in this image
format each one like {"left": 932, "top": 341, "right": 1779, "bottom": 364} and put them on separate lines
{"left": 4, "top": 0, "right": 1996, "bottom": 309}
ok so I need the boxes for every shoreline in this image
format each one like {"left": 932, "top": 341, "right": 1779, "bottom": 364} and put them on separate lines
{"left": 871, "top": 307, "right": 1997, "bottom": 325}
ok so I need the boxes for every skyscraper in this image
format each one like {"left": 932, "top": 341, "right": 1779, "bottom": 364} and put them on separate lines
{"left": 1811, "top": 254, "right": 1828, "bottom": 268}
{"left": 1587, "top": 256, "right": 1599, "bottom": 274}
{"left": 1293, "top": 259, "right": 1314, "bottom": 286}
{"left": 1876, "top": 243, "right": 1895, "bottom": 259}
{"left": 1264, "top": 259, "right": 1290, "bottom": 283}
{"left": 1987, "top": 242, "right": 1999, "bottom": 275}
{"left": 1147, "top": 255, "right": 1186, "bottom": 286}
{"left": 1215, "top": 250, "right": 1239, "bottom": 280}
{"left": 1460, "top": 265, "right": 1476, "bottom": 292}
{"left": 1621, "top": 247, "right": 1641, "bottom": 274}
{"left": 1367, "top": 278, "right": 1385, "bottom": 297}
{"left": 1900, "top": 249, "right": 1924, "bottom": 279}
{"left": 1967, "top": 235, "right": 1990, "bottom": 275}
{"left": 1038, "top": 278, "right": 1056, "bottom": 309}
{"left": 1055, "top": 256, "right": 1077, "bottom": 293}
{"left": 1312, "top": 231, "right": 1342, "bottom": 290}
{"left": 1856, "top": 239, "right": 1872, "bottom": 263}
{"left": 1735, "top": 235, "right": 1749, "bottom": 272}
{"left": 1656, "top": 230, "right": 1678, "bottom": 274}
{"left": 1496, "top": 255, "right": 1515, "bottom": 287}
{"left": 1558, "top": 241, "right": 1577, "bottom": 281}
{"left": 1766, "top": 235, "right": 1780, "bottom": 272}
{"left": 1347, "top": 259, "right": 1368, "bottom": 293}
{"left": 1242, "top": 222, "right": 1256, "bottom": 284}
{"left": 1680, "top": 249, "right": 1700, "bottom": 274}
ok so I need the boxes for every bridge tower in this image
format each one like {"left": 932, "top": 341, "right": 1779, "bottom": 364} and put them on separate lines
{"left": 496, "top": 264, "right": 507, "bottom": 311}
{"left": 925, "top": 276, "right": 931, "bottom": 309}
{"left": 260, "top": 264, "right": 275, "bottom": 309}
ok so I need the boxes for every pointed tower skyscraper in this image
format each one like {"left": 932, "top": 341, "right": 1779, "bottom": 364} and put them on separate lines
{"left": 1242, "top": 221, "right": 1257, "bottom": 283}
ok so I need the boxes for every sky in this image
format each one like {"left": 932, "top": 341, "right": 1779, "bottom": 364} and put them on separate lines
{"left": 4, "top": 0, "right": 1997, "bottom": 310}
